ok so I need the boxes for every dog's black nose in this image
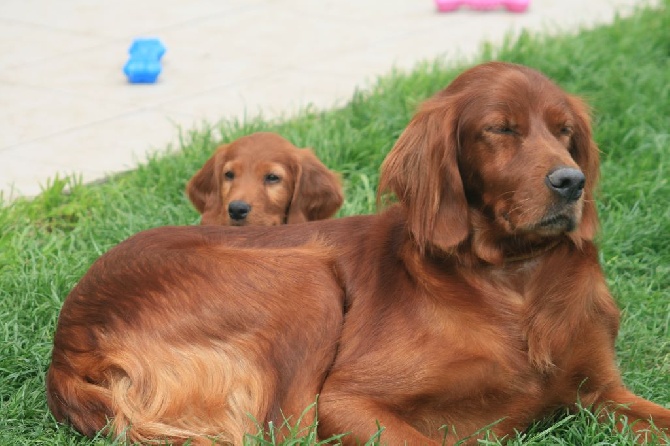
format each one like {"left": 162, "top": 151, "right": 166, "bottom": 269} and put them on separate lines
{"left": 228, "top": 201, "right": 251, "bottom": 220}
{"left": 546, "top": 167, "right": 585, "bottom": 202}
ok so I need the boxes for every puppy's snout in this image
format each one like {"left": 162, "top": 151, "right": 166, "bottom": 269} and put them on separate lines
{"left": 545, "top": 167, "right": 585, "bottom": 202}
{"left": 228, "top": 200, "right": 251, "bottom": 221}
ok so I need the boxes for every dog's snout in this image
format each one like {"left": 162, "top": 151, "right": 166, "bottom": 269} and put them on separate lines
{"left": 545, "top": 167, "right": 585, "bottom": 202}
{"left": 228, "top": 200, "right": 251, "bottom": 220}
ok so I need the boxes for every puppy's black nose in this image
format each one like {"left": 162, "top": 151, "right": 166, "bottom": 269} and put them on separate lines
{"left": 228, "top": 200, "right": 251, "bottom": 220}
{"left": 546, "top": 167, "right": 585, "bottom": 202}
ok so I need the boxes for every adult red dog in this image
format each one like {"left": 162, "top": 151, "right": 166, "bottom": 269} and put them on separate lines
{"left": 47, "top": 62, "right": 670, "bottom": 445}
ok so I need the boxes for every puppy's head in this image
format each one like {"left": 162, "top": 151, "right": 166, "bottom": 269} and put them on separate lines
{"left": 380, "top": 62, "right": 600, "bottom": 262}
{"left": 187, "top": 132, "right": 343, "bottom": 226}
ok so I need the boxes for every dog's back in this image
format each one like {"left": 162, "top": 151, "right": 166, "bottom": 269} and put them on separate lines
{"left": 46, "top": 228, "right": 344, "bottom": 444}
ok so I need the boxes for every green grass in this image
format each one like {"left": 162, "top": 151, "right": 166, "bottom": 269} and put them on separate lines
{"left": 1, "top": 1, "right": 669, "bottom": 444}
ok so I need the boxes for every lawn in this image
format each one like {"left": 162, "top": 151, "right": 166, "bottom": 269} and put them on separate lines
{"left": 1, "top": 1, "right": 669, "bottom": 444}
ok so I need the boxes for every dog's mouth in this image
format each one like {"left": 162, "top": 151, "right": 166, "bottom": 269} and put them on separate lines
{"left": 536, "top": 213, "right": 576, "bottom": 233}
{"left": 500, "top": 196, "right": 582, "bottom": 236}
{"left": 502, "top": 208, "right": 578, "bottom": 236}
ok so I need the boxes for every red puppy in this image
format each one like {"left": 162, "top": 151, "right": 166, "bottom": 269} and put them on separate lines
{"left": 187, "top": 132, "right": 343, "bottom": 225}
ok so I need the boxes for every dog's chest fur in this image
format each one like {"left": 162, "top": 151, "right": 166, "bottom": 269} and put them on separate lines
{"left": 337, "top": 242, "right": 617, "bottom": 439}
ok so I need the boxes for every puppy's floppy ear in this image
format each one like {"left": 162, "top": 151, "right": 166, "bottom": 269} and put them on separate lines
{"left": 286, "top": 149, "right": 343, "bottom": 223}
{"left": 186, "top": 145, "right": 227, "bottom": 215}
{"left": 379, "top": 98, "right": 469, "bottom": 254}
{"left": 567, "top": 95, "right": 600, "bottom": 244}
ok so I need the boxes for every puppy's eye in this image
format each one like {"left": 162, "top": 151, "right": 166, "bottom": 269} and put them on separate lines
{"left": 264, "top": 173, "right": 281, "bottom": 184}
{"left": 224, "top": 171, "right": 235, "bottom": 180}
{"left": 559, "top": 125, "right": 573, "bottom": 136}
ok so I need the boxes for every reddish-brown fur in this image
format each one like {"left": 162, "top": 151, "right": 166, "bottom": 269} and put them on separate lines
{"left": 187, "top": 132, "right": 343, "bottom": 225}
{"left": 47, "top": 62, "right": 670, "bottom": 445}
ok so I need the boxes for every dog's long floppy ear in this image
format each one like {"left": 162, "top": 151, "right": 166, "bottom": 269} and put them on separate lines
{"left": 286, "top": 149, "right": 344, "bottom": 223}
{"left": 379, "top": 98, "right": 469, "bottom": 254}
{"left": 567, "top": 95, "right": 600, "bottom": 244}
{"left": 186, "top": 145, "right": 227, "bottom": 215}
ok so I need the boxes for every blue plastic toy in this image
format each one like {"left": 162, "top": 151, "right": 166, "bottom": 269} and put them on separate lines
{"left": 123, "top": 38, "right": 166, "bottom": 84}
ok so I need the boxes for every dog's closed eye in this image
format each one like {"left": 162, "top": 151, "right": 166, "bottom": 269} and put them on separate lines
{"left": 486, "top": 125, "right": 518, "bottom": 136}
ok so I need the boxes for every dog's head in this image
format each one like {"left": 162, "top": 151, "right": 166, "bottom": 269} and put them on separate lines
{"left": 187, "top": 132, "right": 343, "bottom": 226}
{"left": 380, "top": 62, "right": 600, "bottom": 263}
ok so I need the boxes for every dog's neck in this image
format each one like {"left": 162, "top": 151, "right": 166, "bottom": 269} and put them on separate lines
{"left": 499, "top": 238, "right": 562, "bottom": 264}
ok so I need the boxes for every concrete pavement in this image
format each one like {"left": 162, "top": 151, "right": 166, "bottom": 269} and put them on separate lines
{"left": 0, "top": 0, "right": 652, "bottom": 200}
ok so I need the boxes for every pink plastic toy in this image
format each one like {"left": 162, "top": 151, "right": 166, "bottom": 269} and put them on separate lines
{"left": 435, "top": 0, "right": 530, "bottom": 12}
